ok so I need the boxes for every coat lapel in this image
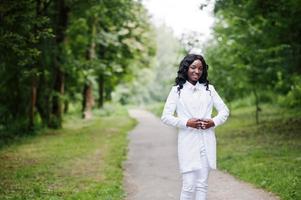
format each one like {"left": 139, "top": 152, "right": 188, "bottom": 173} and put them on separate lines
{"left": 178, "top": 95, "right": 194, "bottom": 117}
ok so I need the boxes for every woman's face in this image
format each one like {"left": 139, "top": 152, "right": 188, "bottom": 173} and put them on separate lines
{"left": 187, "top": 59, "right": 203, "bottom": 84}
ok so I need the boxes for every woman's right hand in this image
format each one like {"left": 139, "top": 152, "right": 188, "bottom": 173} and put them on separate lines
{"left": 186, "top": 118, "right": 204, "bottom": 129}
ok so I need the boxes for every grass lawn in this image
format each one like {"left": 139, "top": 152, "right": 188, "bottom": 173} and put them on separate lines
{"left": 216, "top": 104, "right": 301, "bottom": 200}
{"left": 148, "top": 103, "right": 301, "bottom": 200}
{"left": 0, "top": 107, "right": 137, "bottom": 200}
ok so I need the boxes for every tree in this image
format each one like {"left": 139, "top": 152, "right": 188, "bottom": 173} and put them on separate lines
{"left": 205, "top": 0, "right": 301, "bottom": 122}
{"left": 0, "top": 0, "right": 157, "bottom": 138}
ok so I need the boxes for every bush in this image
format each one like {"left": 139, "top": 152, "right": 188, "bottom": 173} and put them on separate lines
{"left": 278, "top": 75, "right": 301, "bottom": 108}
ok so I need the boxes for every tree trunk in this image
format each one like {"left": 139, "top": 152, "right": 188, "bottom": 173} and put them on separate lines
{"left": 51, "top": 67, "right": 64, "bottom": 127}
{"left": 49, "top": 0, "right": 69, "bottom": 128}
{"left": 36, "top": 68, "right": 50, "bottom": 127}
{"left": 34, "top": 0, "right": 53, "bottom": 128}
{"left": 28, "top": 0, "right": 43, "bottom": 130}
{"left": 64, "top": 99, "right": 69, "bottom": 114}
{"left": 82, "top": 81, "right": 94, "bottom": 119}
{"left": 29, "top": 76, "right": 37, "bottom": 130}
{"left": 82, "top": 17, "right": 97, "bottom": 117}
{"left": 98, "top": 74, "right": 104, "bottom": 108}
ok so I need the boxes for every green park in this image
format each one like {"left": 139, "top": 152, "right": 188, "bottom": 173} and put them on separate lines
{"left": 0, "top": 0, "right": 300, "bottom": 200}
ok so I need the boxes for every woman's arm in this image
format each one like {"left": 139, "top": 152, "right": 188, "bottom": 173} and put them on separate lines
{"left": 211, "top": 85, "right": 230, "bottom": 127}
{"left": 161, "top": 87, "right": 189, "bottom": 129}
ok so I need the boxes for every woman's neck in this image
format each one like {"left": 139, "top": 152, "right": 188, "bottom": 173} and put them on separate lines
{"left": 188, "top": 80, "right": 197, "bottom": 85}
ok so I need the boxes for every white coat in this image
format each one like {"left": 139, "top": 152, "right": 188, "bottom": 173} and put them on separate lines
{"left": 161, "top": 81, "right": 230, "bottom": 173}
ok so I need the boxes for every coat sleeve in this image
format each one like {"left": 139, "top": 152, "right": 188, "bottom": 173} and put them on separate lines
{"left": 161, "top": 87, "right": 189, "bottom": 129}
{"left": 211, "top": 85, "right": 230, "bottom": 127}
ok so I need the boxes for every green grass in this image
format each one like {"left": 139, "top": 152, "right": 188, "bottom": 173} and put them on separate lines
{"left": 216, "top": 104, "right": 301, "bottom": 200}
{"left": 148, "top": 102, "right": 301, "bottom": 200}
{"left": 0, "top": 107, "right": 137, "bottom": 200}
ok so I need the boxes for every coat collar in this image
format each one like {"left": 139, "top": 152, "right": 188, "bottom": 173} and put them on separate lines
{"left": 184, "top": 81, "right": 202, "bottom": 91}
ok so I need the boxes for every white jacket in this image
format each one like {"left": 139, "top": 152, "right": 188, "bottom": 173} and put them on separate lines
{"left": 161, "top": 81, "right": 229, "bottom": 173}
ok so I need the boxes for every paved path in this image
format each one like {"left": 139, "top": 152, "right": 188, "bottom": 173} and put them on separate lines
{"left": 124, "top": 109, "right": 280, "bottom": 200}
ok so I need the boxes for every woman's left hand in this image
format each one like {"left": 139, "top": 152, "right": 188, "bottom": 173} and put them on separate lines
{"left": 200, "top": 119, "right": 215, "bottom": 129}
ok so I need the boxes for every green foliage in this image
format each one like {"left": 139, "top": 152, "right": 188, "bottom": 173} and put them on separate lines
{"left": 0, "top": 0, "right": 156, "bottom": 136}
{"left": 205, "top": 0, "right": 301, "bottom": 109}
{"left": 112, "top": 24, "right": 183, "bottom": 105}
{"left": 0, "top": 0, "right": 53, "bottom": 131}
{"left": 278, "top": 75, "right": 301, "bottom": 107}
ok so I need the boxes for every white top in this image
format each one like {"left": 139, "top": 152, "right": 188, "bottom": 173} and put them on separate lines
{"left": 161, "top": 81, "right": 230, "bottom": 173}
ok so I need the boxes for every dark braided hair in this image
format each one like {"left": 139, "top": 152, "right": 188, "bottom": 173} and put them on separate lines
{"left": 175, "top": 54, "right": 210, "bottom": 94}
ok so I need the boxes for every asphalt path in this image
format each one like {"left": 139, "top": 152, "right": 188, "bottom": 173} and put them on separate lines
{"left": 124, "top": 109, "right": 280, "bottom": 200}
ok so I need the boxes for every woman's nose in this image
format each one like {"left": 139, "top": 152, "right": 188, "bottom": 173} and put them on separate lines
{"left": 194, "top": 68, "right": 201, "bottom": 74}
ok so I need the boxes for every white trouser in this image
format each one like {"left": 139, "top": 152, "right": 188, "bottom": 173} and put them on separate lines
{"left": 180, "top": 147, "right": 210, "bottom": 200}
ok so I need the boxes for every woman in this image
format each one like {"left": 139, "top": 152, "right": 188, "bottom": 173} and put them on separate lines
{"left": 161, "top": 54, "right": 229, "bottom": 200}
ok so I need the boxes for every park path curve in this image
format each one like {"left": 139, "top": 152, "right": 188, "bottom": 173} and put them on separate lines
{"left": 123, "top": 108, "right": 280, "bottom": 200}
